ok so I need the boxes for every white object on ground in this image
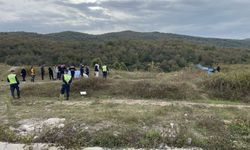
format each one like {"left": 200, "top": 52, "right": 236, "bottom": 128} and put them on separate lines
{"left": 80, "top": 91, "right": 87, "bottom": 96}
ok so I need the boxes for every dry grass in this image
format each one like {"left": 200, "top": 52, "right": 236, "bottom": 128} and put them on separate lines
{"left": 201, "top": 69, "right": 250, "bottom": 102}
{"left": 0, "top": 64, "right": 250, "bottom": 149}
{"left": 0, "top": 97, "right": 249, "bottom": 149}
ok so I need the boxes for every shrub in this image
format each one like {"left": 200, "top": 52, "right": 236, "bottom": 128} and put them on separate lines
{"left": 112, "top": 80, "right": 199, "bottom": 100}
{"left": 201, "top": 71, "right": 250, "bottom": 102}
{"left": 22, "top": 82, "right": 60, "bottom": 97}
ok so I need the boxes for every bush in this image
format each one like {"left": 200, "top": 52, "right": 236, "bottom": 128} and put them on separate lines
{"left": 22, "top": 82, "right": 60, "bottom": 97}
{"left": 112, "top": 80, "right": 199, "bottom": 100}
{"left": 201, "top": 71, "right": 250, "bottom": 102}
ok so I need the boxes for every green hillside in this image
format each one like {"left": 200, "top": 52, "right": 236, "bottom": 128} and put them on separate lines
{"left": 0, "top": 31, "right": 250, "bottom": 71}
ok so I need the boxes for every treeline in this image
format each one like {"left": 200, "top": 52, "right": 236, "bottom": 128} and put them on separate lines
{"left": 0, "top": 31, "right": 250, "bottom": 72}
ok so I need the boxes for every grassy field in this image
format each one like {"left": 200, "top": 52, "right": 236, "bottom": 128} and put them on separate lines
{"left": 0, "top": 64, "right": 249, "bottom": 149}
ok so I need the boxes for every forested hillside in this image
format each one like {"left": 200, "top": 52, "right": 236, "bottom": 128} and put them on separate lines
{"left": 1, "top": 31, "right": 250, "bottom": 71}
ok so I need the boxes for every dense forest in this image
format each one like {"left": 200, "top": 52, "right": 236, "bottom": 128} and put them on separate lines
{"left": 0, "top": 31, "right": 250, "bottom": 71}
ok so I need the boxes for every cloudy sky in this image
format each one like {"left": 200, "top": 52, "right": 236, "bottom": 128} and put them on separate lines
{"left": 0, "top": 0, "right": 249, "bottom": 39}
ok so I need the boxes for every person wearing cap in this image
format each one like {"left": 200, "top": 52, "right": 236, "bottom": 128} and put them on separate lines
{"left": 60, "top": 69, "right": 72, "bottom": 100}
{"left": 7, "top": 70, "right": 20, "bottom": 99}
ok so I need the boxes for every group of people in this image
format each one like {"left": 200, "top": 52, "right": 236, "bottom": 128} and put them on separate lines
{"left": 20, "top": 66, "right": 36, "bottom": 82}
{"left": 19, "top": 63, "right": 108, "bottom": 82}
{"left": 7, "top": 63, "right": 109, "bottom": 100}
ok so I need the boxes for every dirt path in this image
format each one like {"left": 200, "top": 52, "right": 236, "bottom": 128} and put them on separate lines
{"left": 59, "top": 99, "right": 250, "bottom": 109}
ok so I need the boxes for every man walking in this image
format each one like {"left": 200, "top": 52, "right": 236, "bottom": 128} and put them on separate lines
{"left": 7, "top": 70, "right": 20, "bottom": 99}
{"left": 60, "top": 70, "right": 72, "bottom": 100}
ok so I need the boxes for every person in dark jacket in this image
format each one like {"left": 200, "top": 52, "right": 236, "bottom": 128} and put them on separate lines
{"left": 7, "top": 70, "right": 20, "bottom": 99}
{"left": 85, "top": 65, "right": 90, "bottom": 77}
{"left": 60, "top": 70, "right": 72, "bottom": 100}
{"left": 59, "top": 65, "right": 66, "bottom": 79}
{"left": 48, "top": 67, "right": 54, "bottom": 80}
{"left": 80, "top": 64, "right": 84, "bottom": 77}
{"left": 94, "top": 63, "right": 99, "bottom": 77}
{"left": 217, "top": 66, "right": 221, "bottom": 72}
{"left": 57, "top": 65, "right": 60, "bottom": 80}
{"left": 41, "top": 65, "right": 45, "bottom": 80}
{"left": 69, "top": 66, "right": 76, "bottom": 79}
{"left": 21, "top": 67, "right": 27, "bottom": 81}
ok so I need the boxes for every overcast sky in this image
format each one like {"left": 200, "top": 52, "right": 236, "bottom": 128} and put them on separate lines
{"left": 0, "top": 0, "right": 249, "bottom": 39}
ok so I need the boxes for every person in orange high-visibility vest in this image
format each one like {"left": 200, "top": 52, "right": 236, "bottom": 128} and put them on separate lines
{"left": 30, "top": 66, "right": 36, "bottom": 82}
{"left": 7, "top": 70, "right": 20, "bottom": 99}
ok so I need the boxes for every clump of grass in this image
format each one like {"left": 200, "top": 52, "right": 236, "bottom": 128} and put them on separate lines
{"left": 112, "top": 80, "right": 199, "bottom": 100}
{"left": 201, "top": 71, "right": 250, "bottom": 102}
{"left": 22, "top": 82, "right": 60, "bottom": 97}
{"left": 21, "top": 78, "right": 110, "bottom": 97}
{"left": 229, "top": 118, "right": 250, "bottom": 136}
{"left": 0, "top": 125, "right": 33, "bottom": 144}
{"left": 21, "top": 77, "right": 199, "bottom": 100}
{"left": 72, "top": 78, "right": 109, "bottom": 91}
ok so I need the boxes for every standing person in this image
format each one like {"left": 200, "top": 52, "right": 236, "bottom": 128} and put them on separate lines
{"left": 69, "top": 65, "right": 76, "bottom": 79}
{"left": 53, "top": 66, "right": 59, "bottom": 79}
{"left": 102, "top": 65, "right": 108, "bottom": 79}
{"left": 57, "top": 65, "right": 61, "bottom": 80}
{"left": 217, "top": 66, "right": 221, "bottom": 72}
{"left": 48, "top": 67, "right": 54, "bottom": 80}
{"left": 7, "top": 70, "right": 20, "bottom": 99}
{"left": 60, "top": 65, "right": 65, "bottom": 79}
{"left": 80, "top": 64, "right": 84, "bottom": 77}
{"left": 21, "top": 67, "right": 27, "bottom": 82}
{"left": 85, "top": 65, "right": 90, "bottom": 77}
{"left": 30, "top": 66, "right": 36, "bottom": 82}
{"left": 41, "top": 65, "right": 45, "bottom": 80}
{"left": 60, "top": 70, "right": 72, "bottom": 100}
{"left": 53, "top": 65, "right": 58, "bottom": 80}
{"left": 94, "top": 63, "right": 99, "bottom": 77}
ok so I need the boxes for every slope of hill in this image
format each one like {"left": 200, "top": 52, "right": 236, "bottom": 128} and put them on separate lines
{"left": 46, "top": 31, "right": 96, "bottom": 41}
{"left": 0, "top": 31, "right": 250, "bottom": 71}
{"left": 46, "top": 30, "right": 250, "bottom": 48}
